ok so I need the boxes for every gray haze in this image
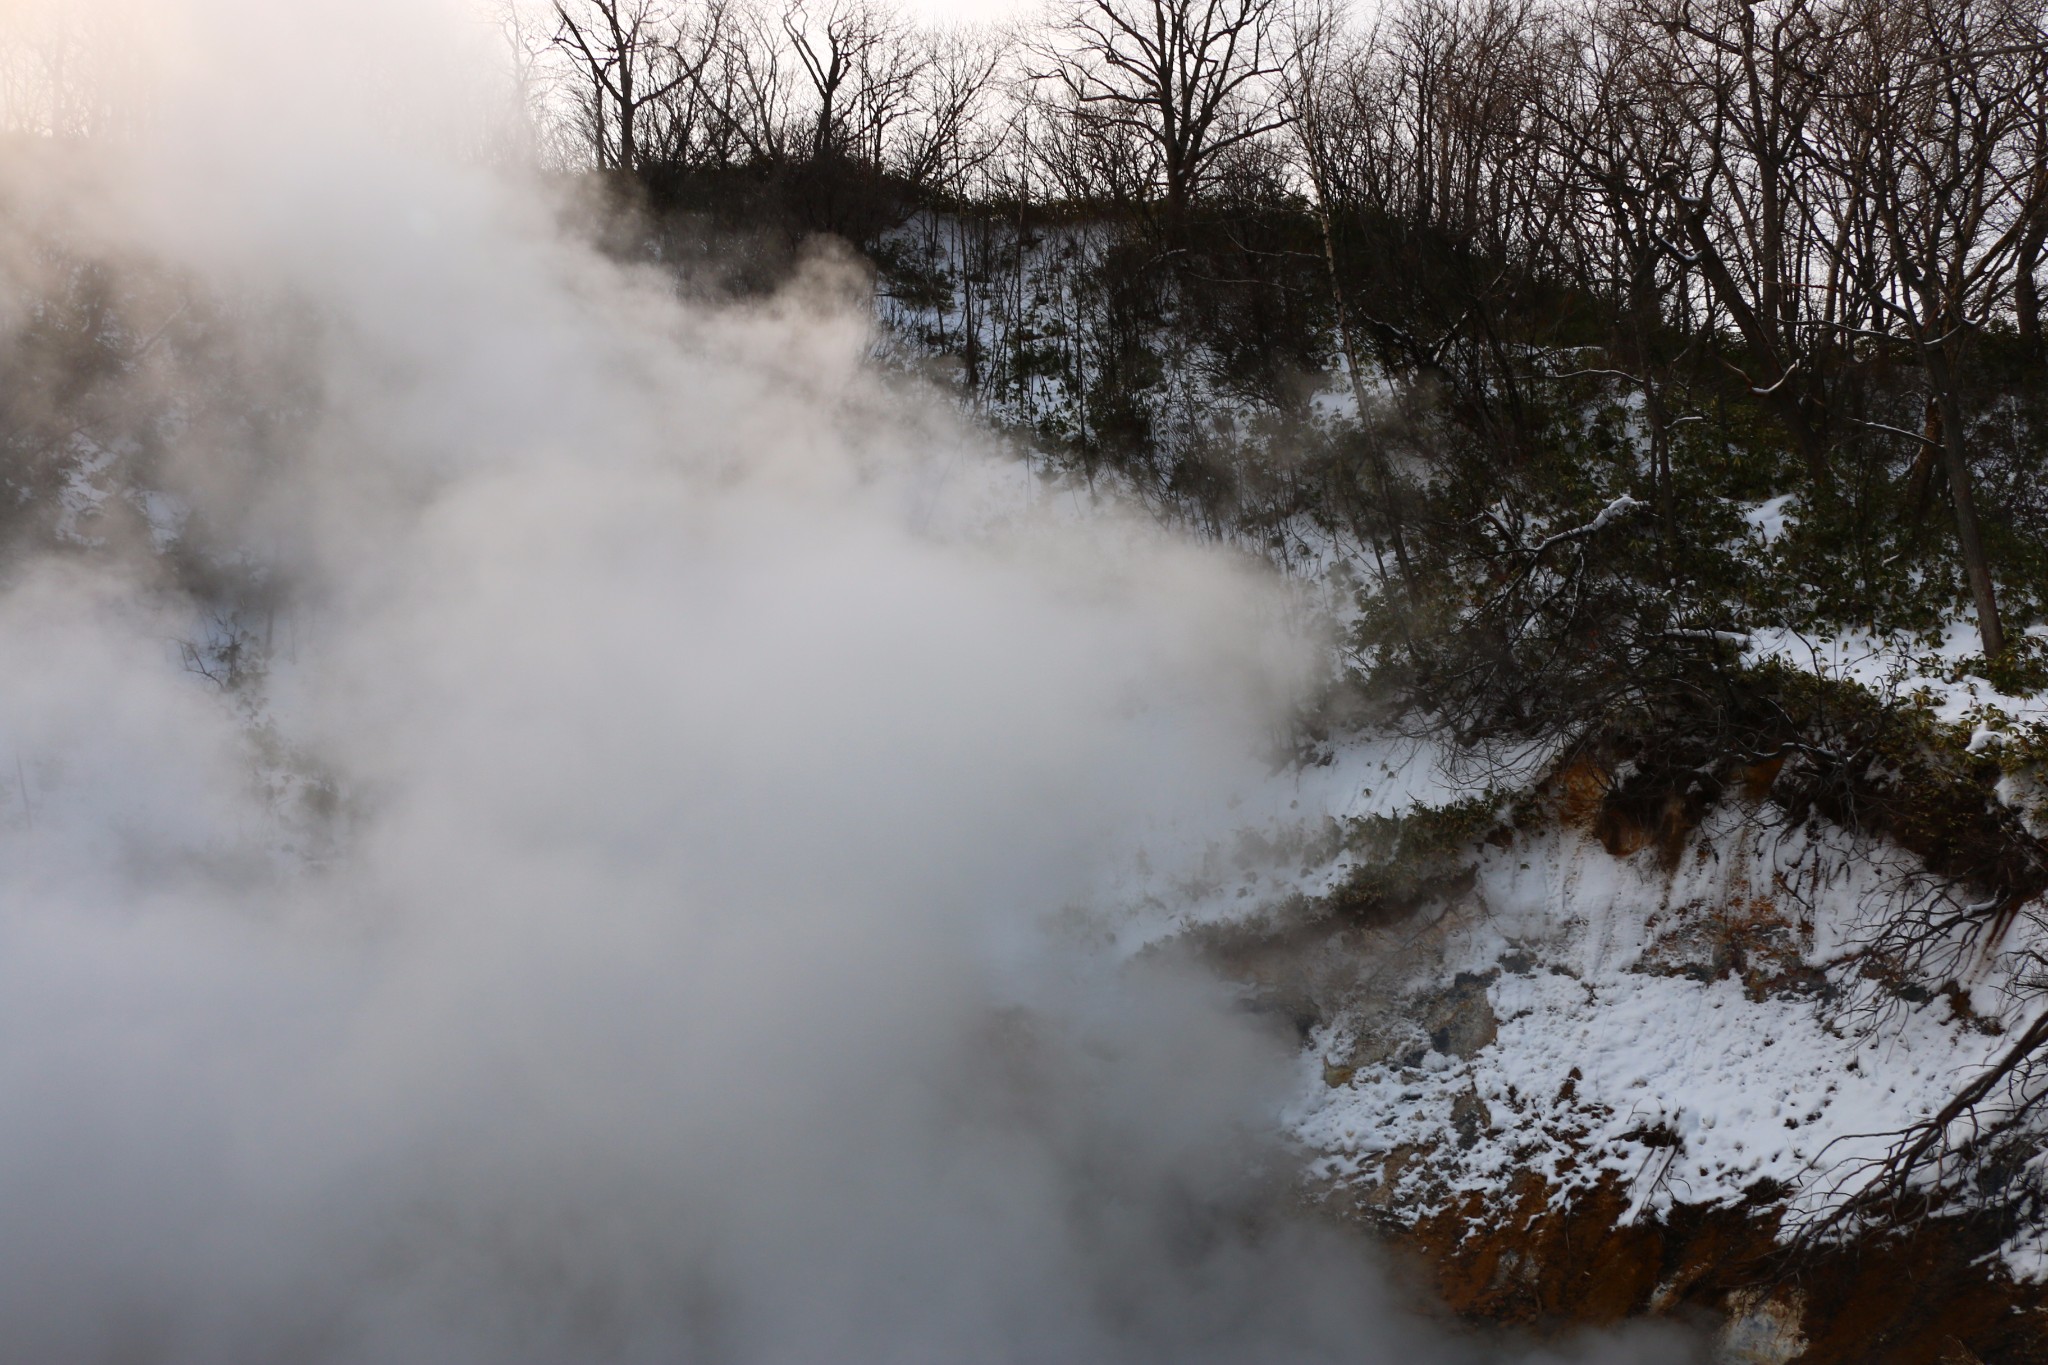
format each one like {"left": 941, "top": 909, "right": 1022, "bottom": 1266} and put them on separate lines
{"left": 0, "top": 1, "right": 1692, "bottom": 1360}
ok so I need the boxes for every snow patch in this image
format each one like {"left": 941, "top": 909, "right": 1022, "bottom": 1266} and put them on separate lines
{"left": 1289, "top": 809, "right": 2017, "bottom": 1238}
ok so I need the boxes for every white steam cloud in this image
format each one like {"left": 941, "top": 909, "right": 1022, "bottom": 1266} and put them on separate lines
{"left": 0, "top": 2, "right": 1692, "bottom": 1361}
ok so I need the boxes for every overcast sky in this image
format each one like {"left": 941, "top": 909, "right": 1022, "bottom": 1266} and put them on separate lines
{"left": 903, "top": 0, "right": 1038, "bottom": 24}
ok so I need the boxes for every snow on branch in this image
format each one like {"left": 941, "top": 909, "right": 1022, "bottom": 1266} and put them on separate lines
{"left": 1516, "top": 494, "right": 1646, "bottom": 560}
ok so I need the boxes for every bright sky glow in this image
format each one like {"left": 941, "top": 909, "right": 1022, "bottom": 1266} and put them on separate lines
{"left": 903, "top": 0, "right": 1038, "bottom": 24}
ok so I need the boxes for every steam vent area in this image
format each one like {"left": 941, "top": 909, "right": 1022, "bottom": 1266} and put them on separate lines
{"left": 7, "top": 0, "right": 2048, "bottom": 1361}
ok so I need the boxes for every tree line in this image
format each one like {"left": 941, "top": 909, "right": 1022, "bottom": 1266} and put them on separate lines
{"left": 526, "top": 0, "right": 2048, "bottom": 661}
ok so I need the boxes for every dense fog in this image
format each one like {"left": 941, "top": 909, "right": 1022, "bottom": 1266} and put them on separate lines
{"left": 0, "top": 1, "right": 1700, "bottom": 1360}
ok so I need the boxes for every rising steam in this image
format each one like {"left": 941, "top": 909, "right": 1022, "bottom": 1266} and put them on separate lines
{"left": 0, "top": 2, "right": 1691, "bottom": 1361}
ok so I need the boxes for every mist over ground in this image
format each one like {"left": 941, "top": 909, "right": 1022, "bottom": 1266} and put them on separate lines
{"left": 0, "top": 2, "right": 1695, "bottom": 1360}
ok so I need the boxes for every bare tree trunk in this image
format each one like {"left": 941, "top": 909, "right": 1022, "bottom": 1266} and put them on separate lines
{"left": 1925, "top": 345, "right": 2005, "bottom": 656}
{"left": 2018, "top": 220, "right": 2047, "bottom": 352}
{"left": 1903, "top": 395, "right": 1942, "bottom": 526}
{"left": 1644, "top": 380, "right": 1676, "bottom": 564}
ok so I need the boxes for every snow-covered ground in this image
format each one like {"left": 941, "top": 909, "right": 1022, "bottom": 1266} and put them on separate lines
{"left": 1286, "top": 807, "right": 2023, "bottom": 1240}
{"left": 1077, "top": 588, "right": 2048, "bottom": 1278}
{"left": 1743, "top": 619, "right": 2048, "bottom": 735}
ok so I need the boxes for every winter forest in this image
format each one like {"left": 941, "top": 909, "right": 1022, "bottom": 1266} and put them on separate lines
{"left": 6, "top": 0, "right": 2048, "bottom": 1359}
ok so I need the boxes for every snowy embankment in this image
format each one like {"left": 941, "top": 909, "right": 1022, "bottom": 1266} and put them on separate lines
{"left": 1094, "top": 648, "right": 2048, "bottom": 1279}
{"left": 1287, "top": 808, "right": 2020, "bottom": 1238}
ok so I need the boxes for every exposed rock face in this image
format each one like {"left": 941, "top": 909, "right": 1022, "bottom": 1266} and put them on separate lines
{"left": 1382, "top": 1173, "right": 2048, "bottom": 1363}
{"left": 1718, "top": 1289, "right": 1806, "bottom": 1365}
{"left": 1427, "top": 972, "right": 1500, "bottom": 1060}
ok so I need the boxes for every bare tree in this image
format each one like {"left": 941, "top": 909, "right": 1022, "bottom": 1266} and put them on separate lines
{"left": 1812, "top": 0, "right": 2048, "bottom": 656}
{"left": 1287, "top": 0, "right": 1559, "bottom": 447}
{"left": 780, "top": 0, "right": 923, "bottom": 164}
{"left": 552, "top": 0, "right": 721, "bottom": 172}
{"left": 1379, "top": 0, "right": 1553, "bottom": 257}
{"left": 888, "top": 25, "right": 1007, "bottom": 193}
{"left": 1280, "top": 0, "right": 1418, "bottom": 587}
{"left": 1627, "top": 0, "right": 1845, "bottom": 481}
{"left": 696, "top": 0, "right": 798, "bottom": 168}
{"left": 2012, "top": 93, "right": 2048, "bottom": 350}
{"left": 1541, "top": 0, "right": 1704, "bottom": 549}
{"left": 0, "top": 0, "right": 141, "bottom": 140}
{"left": 1034, "top": 0, "right": 1295, "bottom": 220}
